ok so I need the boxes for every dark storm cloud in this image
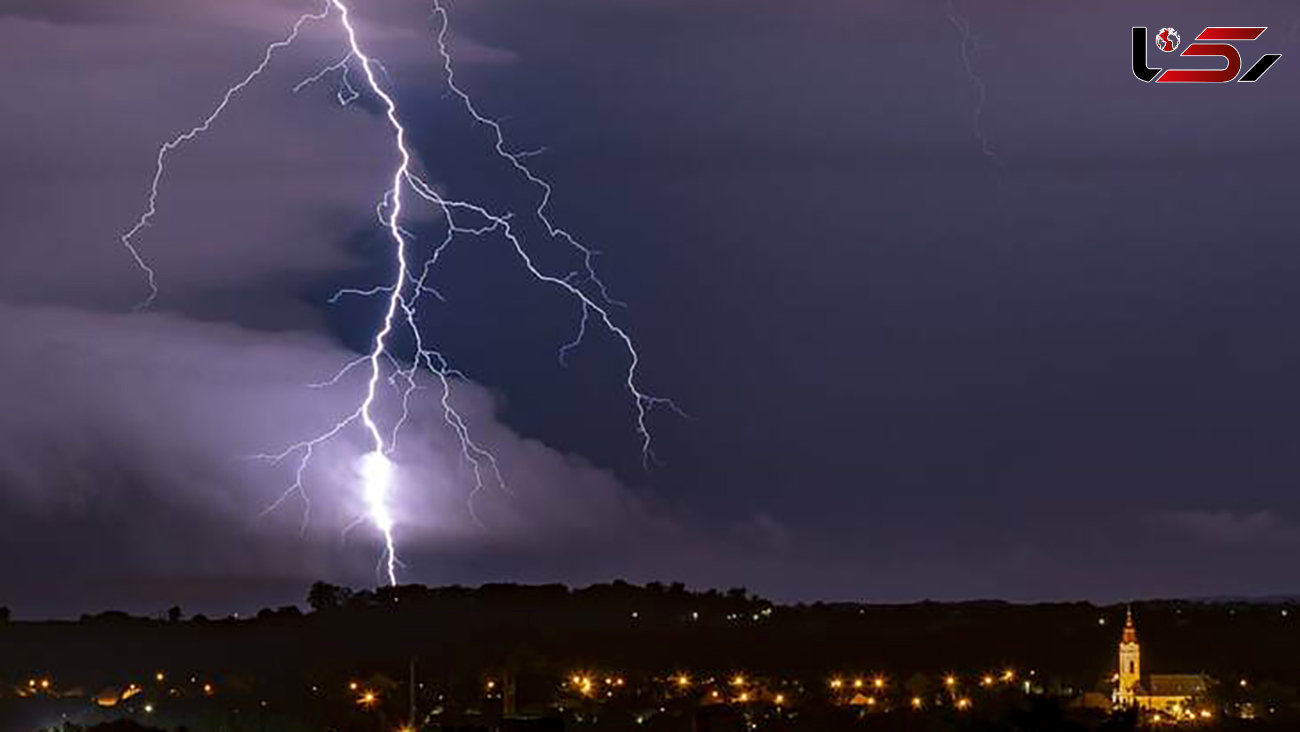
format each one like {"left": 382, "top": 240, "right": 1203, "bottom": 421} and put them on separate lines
{"left": 0, "top": 0, "right": 319, "bottom": 27}
{"left": 423, "top": 0, "right": 1300, "bottom": 602}
{"left": 0, "top": 0, "right": 710, "bottom": 618}
{"left": 5, "top": 0, "right": 1300, "bottom": 616}
{"left": 0, "top": 304, "right": 706, "bottom": 618}
{"left": 0, "top": 0, "right": 177, "bottom": 25}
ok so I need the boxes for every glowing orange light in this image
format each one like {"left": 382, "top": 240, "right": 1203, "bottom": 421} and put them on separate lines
{"left": 830, "top": 678, "right": 844, "bottom": 690}
{"left": 912, "top": 697, "right": 923, "bottom": 709}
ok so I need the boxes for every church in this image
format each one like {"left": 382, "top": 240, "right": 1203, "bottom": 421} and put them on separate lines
{"left": 1114, "top": 608, "right": 1212, "bottom": 717}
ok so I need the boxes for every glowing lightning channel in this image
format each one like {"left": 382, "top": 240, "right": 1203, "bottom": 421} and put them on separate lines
{"left": 328, "top": 0, "right": 414, "bottom": 587}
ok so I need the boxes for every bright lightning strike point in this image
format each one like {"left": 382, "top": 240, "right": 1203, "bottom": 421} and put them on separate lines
{"left": 359, "top": 450, "right": 397, "bottom": 579}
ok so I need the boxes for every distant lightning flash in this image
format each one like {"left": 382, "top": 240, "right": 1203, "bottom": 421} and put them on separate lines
{"left": 946, "top": 0, "right": 1000, "bottom": 167}
{"left": 120, "top": 0, "right": 675, "bottom": 586}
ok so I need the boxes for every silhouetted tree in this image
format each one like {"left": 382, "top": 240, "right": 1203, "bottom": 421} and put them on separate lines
{"left": 0, "top": 605, "right": 10, "bottom": 623}
{"left": 308, "top": 581, "right": 350, "bottom": 612}
{"left": 167, "top": 605, "right": 182, "bottom": 623}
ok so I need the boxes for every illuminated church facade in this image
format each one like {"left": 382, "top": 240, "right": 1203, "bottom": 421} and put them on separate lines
{"left": 1114, "top": 608, "right": 1210, "bottom": 716}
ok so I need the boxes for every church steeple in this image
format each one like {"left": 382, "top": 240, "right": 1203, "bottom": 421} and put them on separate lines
{"left": 1122, "top": 605, "right": 1138, "bottom": 644}
{"left": 1117, "top": 605, "right": 1141, "bottom": 705}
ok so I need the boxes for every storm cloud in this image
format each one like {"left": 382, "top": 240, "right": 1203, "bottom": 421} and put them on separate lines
{"left": 0, "top": 0, "right": 703, "bottom": 618}
{"left": 5, "top": 0, "right": 1300, "bottom": 615}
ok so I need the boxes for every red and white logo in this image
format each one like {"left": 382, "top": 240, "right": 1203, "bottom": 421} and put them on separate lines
{"left": 1134, "top": 26, "right": 1282, "bottom": 83}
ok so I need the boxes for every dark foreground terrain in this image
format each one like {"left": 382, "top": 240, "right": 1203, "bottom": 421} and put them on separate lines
{"left": 3, "top": 582, "right": 1299, "bottom": 731}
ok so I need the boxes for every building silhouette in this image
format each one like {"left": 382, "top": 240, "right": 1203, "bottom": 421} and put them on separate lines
{"left": 1114, "top": 607, "right": 1210, "bottom": 717}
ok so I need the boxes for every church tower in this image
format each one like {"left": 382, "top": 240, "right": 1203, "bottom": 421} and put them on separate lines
{"left": 1117, "top": 606, "right": 1141, "bottom": 704}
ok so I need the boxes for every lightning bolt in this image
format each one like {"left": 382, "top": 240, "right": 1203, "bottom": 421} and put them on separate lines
{"left": 118, "top": 5, "right": 332, "bottom": 308}
{"left": 119, "top": 0, "right": 675, "bottom": 586}
{"left": 945, "top": 0, "right": 1000, "bottom": 167}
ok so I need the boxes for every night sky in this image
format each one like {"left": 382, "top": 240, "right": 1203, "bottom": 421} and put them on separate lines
{"left": 3, "top": 0, "right": 1300, "bottom": 618}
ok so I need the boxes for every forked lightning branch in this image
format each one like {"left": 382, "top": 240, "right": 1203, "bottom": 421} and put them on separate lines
{"left": 117, "top": 0, "right": 676, "bottom": 586}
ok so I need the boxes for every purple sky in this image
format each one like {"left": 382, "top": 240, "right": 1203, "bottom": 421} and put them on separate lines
{"left": 3, "top": 0, "right": 1300, "bottom": 618}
